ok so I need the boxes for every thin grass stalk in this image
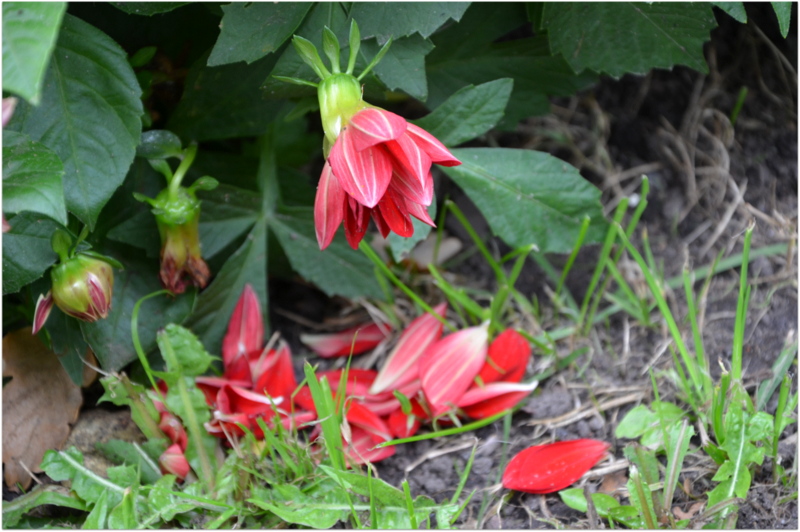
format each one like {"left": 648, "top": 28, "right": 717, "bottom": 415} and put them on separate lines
{"left": 556, "top": 215, "right": 591, "bottom": 299}
{"left": 445, "top": 200, "right": 507, "bottom": 284}
{"left": 731, "top": 223, "right": 755, "bottom": 382}
{"left": 683, "top": 266, "right": 712, "bottom": 398}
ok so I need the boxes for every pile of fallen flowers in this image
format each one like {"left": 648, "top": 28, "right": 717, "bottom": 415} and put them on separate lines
{"left": 149, "top": 284, "right": 609, "bottom": 495}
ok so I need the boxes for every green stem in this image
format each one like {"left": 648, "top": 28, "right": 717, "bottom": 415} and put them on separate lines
{"left": 446, "top": 200, "right": 507, "bottom": 285}
{"left": 131, "top": 289, "right": 172, "bottom": 397}
{"left": 359, "top": 241, "right": 453, "bottom": 330}
{"left": 556, "top": 215, "right": 591, "bottom": 299}
{"left": 731, "top": 223, "right": 754, "bottom": 382}
{"left": 376, "top": 409, "right": 511, "bottom": 447}
{"left": 168, "top": 143, "right": 198, "bottom": 199}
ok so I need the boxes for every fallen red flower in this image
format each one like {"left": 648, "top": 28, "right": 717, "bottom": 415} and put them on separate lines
{"left": 458, "top": 380, "right": 538, "bottom": 420}
{"left": 477, "top": 329, "right": 531, "bottom": 385}
{"left": 502, "top": 439, "right": 610, "bottom": 494}
{"left": 300, "top": 322, "right": 389, "bottom": 358}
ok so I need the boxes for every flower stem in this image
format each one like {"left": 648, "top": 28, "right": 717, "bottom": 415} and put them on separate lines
{"left": 168, "top": 143, "right": 198, "bottom": 199}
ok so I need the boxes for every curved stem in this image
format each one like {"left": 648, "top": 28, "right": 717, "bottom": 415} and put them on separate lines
{"left": 169, "top": 143, "right": 199, "bottom": 199}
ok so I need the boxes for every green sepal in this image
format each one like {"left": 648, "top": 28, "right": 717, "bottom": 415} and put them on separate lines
{"left": 271, "top": 75, "right": 319, "bottom": 88}
{"left": 129, "top": 46, "right": 157, "bottom": 68}
{"left": 347, "top": 20, "right": 361, "bottom": 74}
{"left": 188, "top": 176, "right": 219, "bottom": 193}
{"left": 132, "top": 192, "right": 157, "bottom": 206}
{"left": 358, "top": 37, "right": 393, "bottom": 81}
{"left": 78, "top": 250, "right": 124, "bottom": 270}
{"left": 148, "top": 159, "right": 174, "bottom": 182}
{"left": 51, "top": 229, "right": 73, "bottom": 261}
{"left": 322, "top": 26, "right": 341, "bottom": 73}
{"left": 291, "top": 35, "right": 331, "bottom": 80}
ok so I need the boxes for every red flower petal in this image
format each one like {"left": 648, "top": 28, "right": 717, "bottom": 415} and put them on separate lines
{"left": 403, "top": 196, "right": 436, "bottom": 227}
{"left": 478, "top": 329, "right": 532, "bottom": 385}
{"left": 222, "top": 284, "right": 263, "bottom": 368}
{"left": 458, "top": 380, "right": 538, "bottom": 419}
{"left": 385, "top": 134, "right": 432, "bottom": 195}
{"left": 330, "top": 130, "right": 392, "bottom": 208}
{"left": 300, "top": 322, "right": 389, "bottom": 358}
{"left": 386, "top": 399, "right": 427, "bottom": 438}
{"left": 252, "top": 343, "right": 298, "bottom": 401}
{"left": 502, "top": 439, "right": 610, "bottom": 494}
{"left": 159, "top": 412, "right": 188, "bottom": 451}
{"left": 321, "top": 368, "right": 378, "bottom": 398}
{"left": 346, "top": 400, "right": 393, "bottom": 442}
{"left": 216, "top": 384, "right": 281, "bottom": 416}
{"left": 344, "top": 426, "right": 396, "bottom": 466}
{"left": 377, "top": 188, "right": 414, "bottom": 237}
{"left": 348, "top": 108, "right": 407, "bottom": 151}
{"left": 159, "top": 444, "right": 190, "bottom": 479}
{"left": 314, "top": 161, "right": 346, "bottom": 250}
{"left": 344, "top": 197, "right": 371, "bottom": 249}
{"left": 405, "top": 123, "right": 461, "bottom": 167}
{"left": 370, "top": 303, "right": 447, "bottom": 394}
{"left": 388, "top": 167, "right": 432, "bottom": 206}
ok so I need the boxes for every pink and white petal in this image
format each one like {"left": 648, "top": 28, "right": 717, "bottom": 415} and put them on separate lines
{"left": 301, "top": 322, "right": 388, "bottom": 358}
{"left": 159, "top": 444, "right": 191, "bottom": 479}
{"left": 403, "top": 198, "right": 436, "bottom": 227}
{"left": 384, "top": 135, "right": 432, "bottom": 190}
{"left": 218, "top": 384, "right": 282, "bottom": 416}
{"left": 458, "top": 380, "right": 538, "bottom": 419}
{"left": 369, "top": 303, "right": 447, "bottom": 395}
{"left": 388, "top": 167, "right": 432, "bottom": 206}
{"left": 405, "top": 123, "right": 461, "bottom": 166}
{"left": 345, "top": 401, "right": 393, "bottom": 442}
{"left": 314, "top": 162, "right": 346, "bottom": 250}
{"left": 344, "top": 426, "right": 396, "bottom": 466}
{"left": 377, "top": 189, "right": 414, "bottom": 237}
{"left": 348, "top": 108, "right": 408, "bottom": 151}
{"left": 330, "top": 132, "right": 393, "bottom": 208}
{"left": 221, "top": 284, "right": 264, "bottom": 367}
{"left": 32, "top": 291, "right": 54, "bottom": 335}
{"left": 419, "top": 324, "right": 488, "bottom": 417}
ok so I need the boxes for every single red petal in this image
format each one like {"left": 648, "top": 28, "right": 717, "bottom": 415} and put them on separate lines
{"left": 384, "top": 135, "right": 432, "bottom": 196}
{"left": 223, "top": 355, "right": 253, "bottom": 383}
{"left": 344, "top": 426, "right": 396, "bottom": 466}
{"left": 370, "top": 303, "right": 447, "bottom": 394}
{"left": 502, "top": 439, "right": 610, "bottom": 494}
{"left": 386, "top": 399, "right": 427, "bottom": 438}
{"left": 419, "top": 324, "right": 488, "bottom": 417}
{"left": 348, "top": 108, "right": 407, "bottom": 151}
{"left": 221, "top": 284, "right": 263, "bottom": 368}
{"left": 388, "top": 167, "right": 432, "bottom": 206}
{"left": 371, "top": 207, "right": 391, "bottom": 238}
{"left": 314, "top": 161, "right": 346, "bottom": 250}
{"left": 159, "top": 412, "right": 188, "bottom": 451}
{"left": 218, "top": 384, "right": 282, "bottom": 416}
{"left": 159, "top": 444, "right": 190, "bottom": 479}
{"left": 32, "top": 291, "right": 54, "bottom": 335}
{"left": 300, "top": 322, "right": 389, "bottom": 358}
{"left": 403, "top": 196, "right": 436, "bottom": 227}
{"left": 478, "top": 329, "right": 532, "bottom": 385}
{"left": 404, "top": 123, "right": 461, "bottom": 167}
{"left": 252, "top": 343, "right": 297, "bottom": 401}
{"left": 330, "top": 131, "right": 392, "bottom": 208}
{"left": 458, "top": 380, "right": 538, "bottom": 419}
{"left": 345, "top": 401, "right": 393, "bottom": 442}
{"left": 377, "top": 188, "right": 414, "bottom": 238}
{"left": 344, "top": 198, "right": 371, "bottom": 249}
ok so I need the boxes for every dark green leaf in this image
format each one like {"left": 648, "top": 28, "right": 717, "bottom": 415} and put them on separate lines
{"left": 197, "top": 184, "right": 261, "bottom": 259}
{"left": 543, "top": 2, "right": 716, "bottom": 77}
{"left": 2, "top": 2, "right": 66, "bottom": 104}
{"left": 7, "top": 14, "right": 143, "bottom": 230}
{"left": 361, "top": 34, "right": 434, "bottom": 101}
{"left": 441, "top": 148, "right": 608, "bottom": 253}
{"left": 157, "top": 324, "right": 213, "bottom": 377}
{"left": 107, "top": 488, "right": 138, "bottom": 529}
{"left": 44, "top": 306, "right": 90, "bottom": 387}
{"left": 208, "top": 2, "right": 312, "bottom": 66}
{"left": 414, "top": 79, "right": 513, "bottom": 146}
{"left": 105, "top": 210, "right": 160, "bottom": 258}
{"left": 2, "top": 212, "right": 59, "bottom": 294}
{"left": 137, "top": 130, "right": 183, "bottom": 159}
{"left": 2, "top": 485, "right": 86, "bottom": 528}
{"left": 110, "top": 2, "right": 189, "bottom": 16}
{"left": 95, "top": 439, "right": 165, "bottom": 485}
{"left": 772, "top": 2, "right": 793, "bottom": 38}
{"left": 349, "top": 2, "right": 470, "bottom": 42}
{"left": 2, "top": 130, "right": 66, "bottom": 225}
{"left": 249, "top": 483, "right": 347, "bottom": 529}
{"left": 184, "top": 218, "right": 268, "bottom": 355}
{"left": 270, "top": 206, "right": 383, "bottom": 300}
{"left": 79, "top": 257, "right": 196, "bottom": 371}
{"left": 41, "top": 447, "right": 124, "bottom": 506}
{"left": 168, "top": 51, "right": 283, "bottom": 141}
{"left": 713, "top": 2, "right": 747, "bottom": 23}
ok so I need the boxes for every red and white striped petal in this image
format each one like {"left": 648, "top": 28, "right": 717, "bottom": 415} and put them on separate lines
{"left": 314, "top": 162, "right": 346, "bottom": 250}
{"left": 300, "top": 322, "right": 389, "bottom": 358}
{"left": 348, "top": 108, "right": 408, "bottom": 151}
{"left": 32, "top": 291, "right": 54, "bottom": 335}
{"left": 405, "top": 123, "right": 461, "bottom": 167}
{"left": 385, "top": 134, "right": 432, "bottom": 191}
{"left": 369, "top": 303, "right": 447, "bottom": 395}
{"left": 221, "top": 284, "right": 263, "bottom": 367}
{"left": 458, "top": 380, "right": 538, "bottom": 419}
{"left": 216, "top": 383, "right": 282, "bottom": 416}
{"left": 403, "top": 198, "right": 436, "bottom": 227}
{"left": 377, "top": 189, "right": 414, "bottom": 238}
{"left": 388, "top": 167, "right": 432, "bottom": 206}
{"left": 330, "top": 131, "right": 392, "bottom": 208}
{"left": 344, "top": 426, "right": 396, "bottom": 466}
{"left": 419, "top": 323, "right": 488, "bottom": 417}
{"left": 345, "top": 400, "right": 393, "bottom": 442}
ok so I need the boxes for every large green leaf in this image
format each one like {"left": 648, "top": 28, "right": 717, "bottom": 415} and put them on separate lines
{"left": 197, "top": 184, "right": 261, "bottom": 259}
{"left": 168, "top": 51, "right": 284, "bottom": 141}
{"left": 109, "top": 2, "right": 189, "bottom": 16}
{"left": 772, "top": 2, "right": 792, "bottom": 38}
{"left": 7, "top": 14, "right": 143, "bottom": 230}
{"left": 79, "top": 256, "right": 196, "bottom": 371}
{"left": 2, "top": 130, "right": 66, "bottom": 225}
{"left": 207, "top": 2, "right": 312, "bottom": 66}
{"left": 543, "top": 2, "right": 716, "bottom": 77}
{"left": 361, "top": 34, "right": 434, "bottom": 101}
{"left": 414, "top": 78, "right": 513, "bottom": 147}
{"left": 270, "top": 207, "right": 383, "bottom": 300}
{"left": 184, "top": 218, "right": 269, "bottom": 355}
{"left": 2, "top": 2, "right": 66, "bottom": 104}
{"left": 2, "top": 212, "right": 59, "bottom": 294}
{"left": 427, "top": 4, "right": 596, "bottom": 127}
{"left": 713, "top": 2, "right": 747, "bottom": 23}
{"left": 349, "top": 2, "right": 470, "bottom": 41}
{"left": 442, "top": 148, "right": 607, "bottom": 253}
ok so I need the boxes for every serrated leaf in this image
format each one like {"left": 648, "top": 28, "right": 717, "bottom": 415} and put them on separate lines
{"left": 349, "top": 2, "right": 470, "bottom": 42}
{"left": 543, "top": 2, "right": 717, "bottom": 77}
{"left": 168, "top": 51, "right": 283, "bottom": 142}
{"left": 2, "top": 212, "right": 59, "bottom": 294}
{"left": 157, "top": 324, "right": 213, "bottom": 377}
{"left": 184, "top": 218, "right": 268, "bottom": 355}
{"left": 7, "top": 14, "right": 142, "bottom": 230}
{"left": 2, "top": 2, "right": 66, "bottom": 104}
{"left": 772, "top": 2, "right": 793, "bottom": 38}
{"left": 208, "top": 2, "right": 312, "bottom": 66}
{"left": 414, "top": 79, "right": 513, "bottom": 146}
{"left": 79, "top": 256, "right": 195, "bottom": 371}
{"left": 713, "top": 2, "right": 747, "bottom": 23}
{"left": 110, "top": 2, "right": 189, "bottom": 16}
{"left": 269, "top": 206, "right": 383, "bottom": 300}
{"left": 441, "top": 148, "right": 607, "bottom": 253}
{"left": 361, "top": 34, "right": 434, "bottom": 101}
{"left": 2, "top": 130, "right": 67, "bottom": 225}
{"left": 41, "top": 447, "right": 124, "bottom": 506}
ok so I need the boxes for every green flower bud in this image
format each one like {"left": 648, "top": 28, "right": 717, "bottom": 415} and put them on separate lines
{"left": 50, "top": 254, "right": 114, "bottom": 322}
